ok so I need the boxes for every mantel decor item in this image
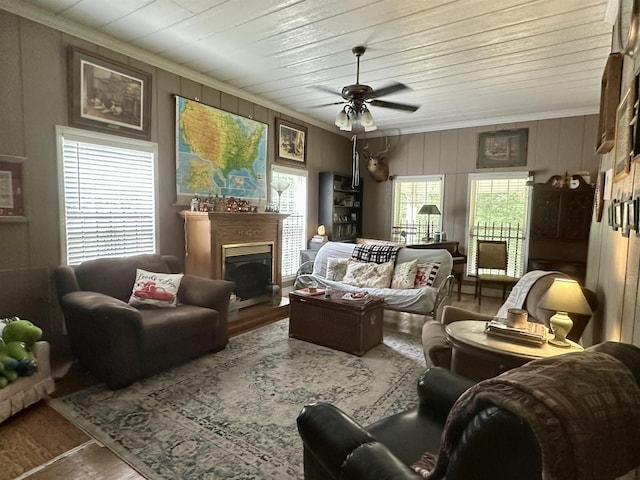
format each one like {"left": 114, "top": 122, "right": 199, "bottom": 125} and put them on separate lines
{"left": 614, "top": 83, "right": 636, "bottom": 182}
{"left": 275, "top": 118, "right": 307, "bottom": 167}
{"left": 537, "top": 278, "right": 592, "bottom": 347}
{"left": 67, "top": 46, "right": 151, "bottom": 140}
{"left": 477, "top": 129, "right": 528, "bottom": 168}
{"left": 596, "top": 52, "right": 623, "bottom": 154}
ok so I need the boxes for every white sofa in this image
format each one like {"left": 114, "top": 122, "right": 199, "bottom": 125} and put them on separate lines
{"left": 0, "top": 341, "right": 55, "bottom": 424}
{"left": 296, "top": 242, "right": 454, "bottom": 317}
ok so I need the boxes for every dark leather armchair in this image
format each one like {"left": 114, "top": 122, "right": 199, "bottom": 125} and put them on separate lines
{"left": 55, "top": 254, "right": 235, "bottom": 389}
{"left": 297, "top": 342, "right": 640, "bottom": 480}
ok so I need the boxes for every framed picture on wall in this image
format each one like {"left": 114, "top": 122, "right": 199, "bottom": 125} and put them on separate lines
{"left": 477, "top": 129, "right": 528, "bottom": 168}
{"left": 596, "top": 52, "right": 623, "bottom": 154}
{"left": 0, "top": 155, "right": 25, "bottom": 219}
{"left": 67, "top": 46, "right": 152, "bottom": 140}
{"left": 275, "top": 118, "right": 307, "bottom": 166}
{"left": 613, "top": 83, "right": 635, "bottom": 182}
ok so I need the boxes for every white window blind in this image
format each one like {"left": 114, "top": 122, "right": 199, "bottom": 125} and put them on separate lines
{"left": 272, "top": 166, "right": 307, "bottom": 278}
{"left": 58, "top": 127, "right": 157, "bottom": 265}
{"left": 466, "top": 173, "right": 531, "bottom": 277}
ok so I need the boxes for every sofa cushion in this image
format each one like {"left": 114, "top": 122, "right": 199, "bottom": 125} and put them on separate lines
{"left": 138, "top": 305, "right": 217, "bottom": 351}
{"left": 391, "top": 259, "right": 418, "bottom": 289}
{"left": 129, "top": 269, "right": 183, "bottom": 308}
{"left": 415, "top": 262, "right": 440, "bottom": 287}
{"left": 342, "top": 260, "right": 394, "bottom": 288}
{"left": 326, "top": 257, "right": 349, "bottom": 282}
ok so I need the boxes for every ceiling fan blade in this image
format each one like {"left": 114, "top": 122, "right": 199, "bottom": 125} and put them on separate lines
{"left": 306, "top": 101, "right": 346, "bottom": 108}
{"left": 369, "top": 99, "right": 419, "bottom": 112}
{"left": 309, "top": 85, "right": 343, "bottom": 97}
{"left": 369, "top": 82, "right": 410, "bottom": 98}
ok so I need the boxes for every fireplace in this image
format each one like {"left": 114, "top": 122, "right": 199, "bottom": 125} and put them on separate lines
{"left": 223, "top": 242, "right": 273, "bottom": 307}
{"left": 180, "top": 211, "right": 288, "bottom": 309}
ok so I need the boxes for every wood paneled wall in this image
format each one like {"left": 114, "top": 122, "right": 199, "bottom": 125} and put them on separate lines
{"left": 0, "top": 11, "right": 350, "bottom": 359}
{"left": 361, "top": 117, "right": 600, "bottom": 268}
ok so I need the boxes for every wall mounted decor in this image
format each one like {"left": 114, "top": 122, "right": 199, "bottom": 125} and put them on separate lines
{"left": 67, "top": 46, "right": 151, "bottom": 140}
{"left": 175, "top": 96, "right": 268, "bottom": 204}
{"left": 275, "top": 118, "right": 307, "bottom": 167}
{"left": 622, "top": 198, "right": 631, "bottom": 237}
{"left": 0, "top": 155, "right": 25, "bottom": 221}
{"left": 594, "top": 171, "right": 606, "bottom": 222}
{"left": 477, "top": 129, "right": 528, "bottom": 168}
{"left": 596, "top": 53, "right": 623, "bottom": 154}
{"left": 617, "top": 0, "right": 640, "bottom": 57}
{"left": 613, "top": 199, "right": 623, "bottom": 230}
{"left": 614, "top": 83, "right": 636, "bottom": 182}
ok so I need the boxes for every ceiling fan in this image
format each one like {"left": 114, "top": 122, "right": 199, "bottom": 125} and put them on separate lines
{"left": 312, "top": 45, "right": 419, "bottom": 132}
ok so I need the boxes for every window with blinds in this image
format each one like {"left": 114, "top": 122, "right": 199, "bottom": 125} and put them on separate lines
{"left": 272, "top": 165, "right": 307, "bottom": 278}
{"left": 57, "top": 127, "right": 157, "bottom": 265}
{"left": 466, "top": 172, "right": 531, "bottom": 277}
{"left": 391, "top": 175, "right": 444, "bottom": 244}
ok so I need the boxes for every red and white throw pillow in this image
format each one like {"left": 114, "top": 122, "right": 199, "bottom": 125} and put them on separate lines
{"left": 414, "top": 262, "right": 440, "bottom": 287}
{"left": 391, "top": 259, "right": 418, "bottom": 289}
{"left": 129, "top": 269, "right": 183, "bottom": 308}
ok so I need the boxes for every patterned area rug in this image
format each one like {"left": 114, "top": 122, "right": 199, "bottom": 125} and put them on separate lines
{"left": 51, "top": 319, "right": 426, "bottom": 479}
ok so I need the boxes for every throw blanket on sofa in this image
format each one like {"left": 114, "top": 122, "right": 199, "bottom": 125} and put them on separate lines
{"left": 351, "top": 244, "right": 401, "bottom": 264}
{"left": 496, "top": 270, "right": 560, "bottom": 318}
{"left": 420, "top": 351, "right": 640, "bottom": 480}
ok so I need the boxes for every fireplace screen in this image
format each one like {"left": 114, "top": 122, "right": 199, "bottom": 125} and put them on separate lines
{"left": 223, "top": 242, "right": 274, "bottom": 303}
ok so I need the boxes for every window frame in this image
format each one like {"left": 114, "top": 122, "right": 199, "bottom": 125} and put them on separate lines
{"left": 56, "top": 125, "right": 159, "bottom": 265}
{"left": 465, "top": 171, "right": 532, "bottom": 277}
{"left": 271, "top": 164, "right": 308, "bottom": 280}
{"left": 391, "top": 174, "right": 445, "bottom": 244}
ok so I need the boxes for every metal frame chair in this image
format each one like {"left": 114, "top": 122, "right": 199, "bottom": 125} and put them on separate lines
{"left": 475, "top": 240, "right": 519, "bottom": 304}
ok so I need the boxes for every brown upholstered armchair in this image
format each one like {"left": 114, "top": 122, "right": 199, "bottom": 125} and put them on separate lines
{"left": 422, "top": 271, "right": 598, "bottom": 369}
{"left": 55, "top": 254, "right": 235, "bottom": 389}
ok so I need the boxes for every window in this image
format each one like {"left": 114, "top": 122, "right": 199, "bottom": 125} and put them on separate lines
{"left": 391, "top": 175, "right": 444, "bottom": 243}
{"left": 272, "top": 165, "right": 307, "bottom": 279}
{"left": 57, "top": 126, "right": 158, "bottom": 265}
{"left": 466, "top": 172, "right": 532, "bottom": 277}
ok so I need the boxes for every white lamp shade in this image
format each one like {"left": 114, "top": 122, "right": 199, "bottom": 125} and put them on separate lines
{"left": 335, "top": 110, "right": 349, "bottom": 128}
{"left": 364, "top": 123, "right": 377, "bottom": 132}
{"left": 537, "top": 278, "right": 592, "bottom": 315}
{"left": 360, "top": 109, "right": 375, "bottom": 127}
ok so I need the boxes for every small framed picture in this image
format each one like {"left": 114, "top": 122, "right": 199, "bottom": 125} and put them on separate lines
{"left": 0, "top": 155, "right": 25, "bottom": 218}
{"left": 275, "top": 118, "right": 307, "bottom": 167}
{"left": 622, "top": 199, "right": 631, "bottom": 237}
{"left": 67, "top": 46, "right": 152, "bottom": 140}
{"left": 477, "top": 129, "right": 528, "bottom": 168}
{"left": 613, "top": 200, "right": 623, "bottom": 231}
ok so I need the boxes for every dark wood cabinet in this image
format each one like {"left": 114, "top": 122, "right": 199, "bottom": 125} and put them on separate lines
{"left": 318, "top": 171, "right": 363, "bottom": 242}
{"left": 528, "top": 175, "right": 594, "bottom": 284}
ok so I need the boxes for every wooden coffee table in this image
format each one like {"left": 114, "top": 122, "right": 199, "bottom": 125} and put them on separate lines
{"left": 288, "top": 290, "right": 384, "bottom": 356}
{"left": 446, "top": 320, "right": 583, "bottom": 381}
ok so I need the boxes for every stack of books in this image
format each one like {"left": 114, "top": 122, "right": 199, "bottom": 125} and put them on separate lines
{"left": 485, "top": 317, "right": 548, "bottom": 345}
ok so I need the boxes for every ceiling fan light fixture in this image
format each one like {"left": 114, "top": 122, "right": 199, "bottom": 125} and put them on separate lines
{"left": 364, "top": 123, "right": 377, "bottom": 132}
{"left": 340, "top": 117, "right": 353, "bottom": 131}
{"left": 335, "top": 108, "right": 350, "bottom": 128}
{"left": 360, "top": 107, "right": 376, "bottom": 128}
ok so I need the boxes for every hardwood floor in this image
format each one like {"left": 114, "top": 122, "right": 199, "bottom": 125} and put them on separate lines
{"left": 0, "top": 292, "right": 500, "bottom": 480}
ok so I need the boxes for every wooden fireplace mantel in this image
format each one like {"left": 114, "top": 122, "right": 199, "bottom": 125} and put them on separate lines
{"left": 179, "top": 211, "right": 289, "bottom": 287}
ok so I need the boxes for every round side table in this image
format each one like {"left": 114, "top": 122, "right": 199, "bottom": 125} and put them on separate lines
{"left": 445, "top": 320, "right": 583, "bottom": 381}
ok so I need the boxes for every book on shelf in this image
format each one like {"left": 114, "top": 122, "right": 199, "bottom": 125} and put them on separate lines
{"left": 485, "top": 317, "right": 548, "bottom": 345}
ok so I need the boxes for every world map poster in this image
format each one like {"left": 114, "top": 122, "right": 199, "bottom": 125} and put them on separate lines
{"left": 175, "top": 96, "right": 267, "bottom": 202}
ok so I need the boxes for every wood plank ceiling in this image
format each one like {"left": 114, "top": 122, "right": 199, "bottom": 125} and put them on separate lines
{"left": 4, "top": 0, "right": 615, "bottom": 136}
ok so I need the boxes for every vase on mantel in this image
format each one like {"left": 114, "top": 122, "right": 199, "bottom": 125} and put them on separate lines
{"left": 266, "top": 283, "right": 281, "bottom": 306}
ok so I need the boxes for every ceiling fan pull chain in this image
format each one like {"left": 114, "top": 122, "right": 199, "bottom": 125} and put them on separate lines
{"left": 352, "top": 135, "right": 359, "bottom": 187}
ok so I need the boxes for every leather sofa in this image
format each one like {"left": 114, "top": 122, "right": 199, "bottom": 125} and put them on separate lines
{"left": 55, "top": 254, "right": 235, "bottom": 389}
{"left": 297, "top": 341, "right": 640, "bottom": 480}
{"left": 421, "top": 270, "right": 598, "bottom": 369}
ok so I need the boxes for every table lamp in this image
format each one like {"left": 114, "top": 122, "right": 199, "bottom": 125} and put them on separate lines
{"left": 537, "top": 278, "right": 592, "bottom": 347}
{"left": 418, "top": 204, "right": 441, "bottom": 242}
{"left": 271, "top": 179, "right": 290, "bottom": 212}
